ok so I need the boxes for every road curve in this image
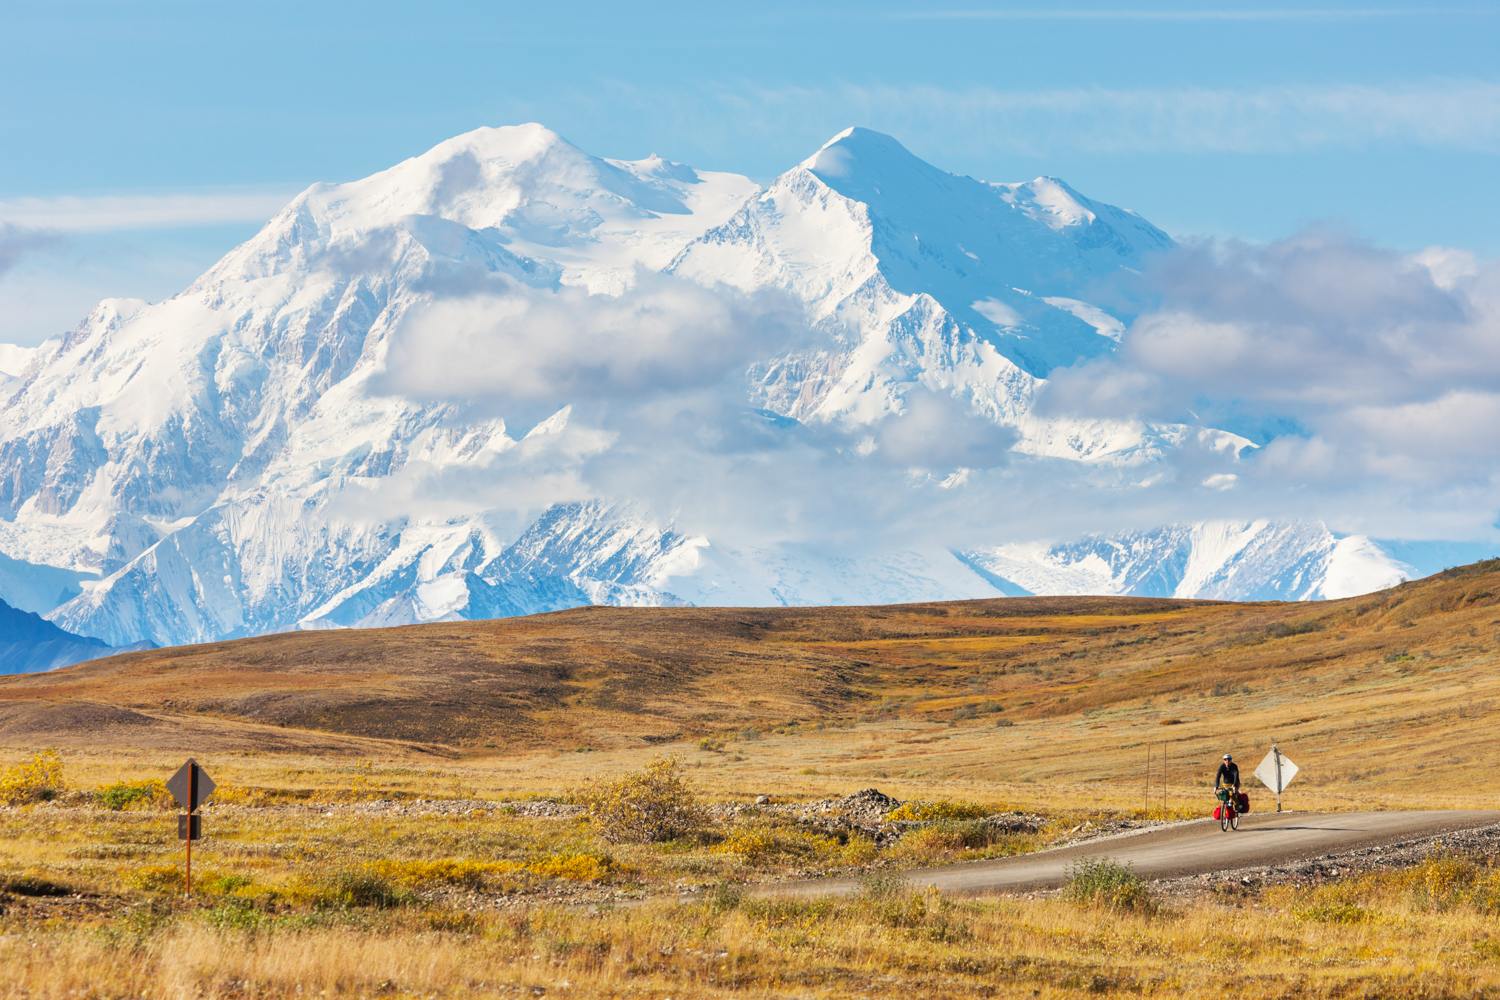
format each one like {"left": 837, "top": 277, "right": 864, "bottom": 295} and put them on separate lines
{"left": 753, "top": 810, "right": 1500, "bottom": 899}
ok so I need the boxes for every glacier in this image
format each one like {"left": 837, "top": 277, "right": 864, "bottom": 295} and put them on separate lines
{"left": 0, "top": 123, "right": 1457, "bottom": 652}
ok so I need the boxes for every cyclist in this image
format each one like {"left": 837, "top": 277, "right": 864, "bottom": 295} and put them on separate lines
{"left": 1215, "top": 753, "right": 1240, "bottom": 793}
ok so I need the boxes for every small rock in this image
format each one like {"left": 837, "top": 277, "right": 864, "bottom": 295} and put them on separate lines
{"left": 755, "top": 795, "right": 770, "bottom": 805}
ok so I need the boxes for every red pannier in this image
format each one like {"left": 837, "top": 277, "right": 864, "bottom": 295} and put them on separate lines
{"left": 1235, "top": 791, "right": 1250, "bottom": 813}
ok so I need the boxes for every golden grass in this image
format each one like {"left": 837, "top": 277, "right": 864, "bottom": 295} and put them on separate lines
{"left": 5, "top": 864, "right": 1500, "bottom": 998}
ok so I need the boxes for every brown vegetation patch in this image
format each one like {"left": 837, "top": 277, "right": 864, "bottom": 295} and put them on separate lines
{"left": 0, "top": 560, "right": 1495, "bottom": 771}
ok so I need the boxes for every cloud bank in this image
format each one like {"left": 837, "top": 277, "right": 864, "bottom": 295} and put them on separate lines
{"left": 367, "top": 227, "right": 1500, "bottom": 553}
{"left": 1040, "top": 229, "right": 1500, "bottom": 536}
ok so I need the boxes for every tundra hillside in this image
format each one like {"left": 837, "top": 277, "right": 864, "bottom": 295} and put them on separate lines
{"left": 2, "top": 558, "right": 1498, "bottom": 807}
{"left": 0, "top": 561, "right": 1498, "bottom": 998}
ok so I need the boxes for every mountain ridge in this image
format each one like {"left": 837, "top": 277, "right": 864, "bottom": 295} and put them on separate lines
{"left": 0, "top": 123, "right": 1465, "bottom": 655}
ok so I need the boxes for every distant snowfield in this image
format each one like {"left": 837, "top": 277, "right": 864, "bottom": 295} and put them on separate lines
{"left": 0, "top": 124, "right": 1484, "bottom": 650}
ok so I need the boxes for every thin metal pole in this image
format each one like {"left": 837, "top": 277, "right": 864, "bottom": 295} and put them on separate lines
{"left": 1144, "top": 743, "right": 1151, "bottom": 819}
{"left": 1162, "top": 742, "right": 1167, "bottom": 817}
{"left": 1274, "top": 745, "right": 1283, "bottom": 813}
{"left": 185, "top": 763, "right": 195, "bottom": 897}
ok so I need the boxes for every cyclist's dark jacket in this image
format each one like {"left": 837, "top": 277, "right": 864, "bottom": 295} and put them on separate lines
{"left": 1215, "top": 762, "right": 1240, "bottom": 789}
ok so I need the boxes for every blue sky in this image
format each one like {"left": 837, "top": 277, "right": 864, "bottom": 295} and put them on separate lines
{"left": 1, "top": 0, "right": 1497, "bottom": 345}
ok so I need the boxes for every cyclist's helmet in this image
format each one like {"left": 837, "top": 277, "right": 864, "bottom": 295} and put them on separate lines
{"left": 1223, "top": 754, "right": 1232, "bottom": 761}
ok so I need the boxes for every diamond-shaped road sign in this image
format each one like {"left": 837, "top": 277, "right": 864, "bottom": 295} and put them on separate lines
{"left": 166, "top": 759, "right": 216, "bottom": 812}
{"left": 1254, "top": 747, "right": 1299, "bottom": 794}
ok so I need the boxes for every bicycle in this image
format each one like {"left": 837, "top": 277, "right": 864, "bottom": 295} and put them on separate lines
{"left": 1215, "top": 787, "right": 1239, "bottom": 832}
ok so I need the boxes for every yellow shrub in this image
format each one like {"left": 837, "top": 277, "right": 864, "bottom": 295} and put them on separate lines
{"left": 577, "top": 757, "right": 703, "bottom": 844}
{"left": 128, "top": 863, "right": 190, "bottom": 893}
{"left": 211, "top": 782, "right": 264, "bottom": 807}
{"left": 1396, "top": 854, "right": 1500, "bottom": 913}
{"left": 0, "top": 749, "right": 64, "bottom": 805}
{"left": 716, "top": 827, "right": 841, "bottom": 865}
{"left": 890, "top": 825, "right": 967, "bottom": 863}
{"left": 366, "top": 858, "right": 521, "bottom": 889}
{"left": 528, "top": 852, "right": 615, "bottom": 883}
{"left": 885, "top": 800, "right": 990, "bottom": 822}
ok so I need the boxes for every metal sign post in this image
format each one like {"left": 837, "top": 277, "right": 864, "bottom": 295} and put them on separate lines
{"left": 1253, "top": 745, "right": 1299, "bottom": 812}
{"left": 1274, "top": 747, "right": 1283, "bottom": 813}
{"left": 167, "top": 759, "right": 216, "bottom": 897}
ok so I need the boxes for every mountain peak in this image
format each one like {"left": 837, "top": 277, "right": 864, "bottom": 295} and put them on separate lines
{"left": 801, "top": 128, "right": 955, "bottom": 206}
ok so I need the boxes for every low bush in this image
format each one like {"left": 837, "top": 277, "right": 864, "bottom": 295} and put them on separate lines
{"left": 1270, "top": 852, "right": 1500, "bottom": 918}
{"left": 1297, "top": 902, "right": 1372, "bottom": 924}
{"left": 0, "top": 749, "right": 65, "bottom": 805}
{"left": 528, "top": 852, "right": 617, "bottom": 883}
{"left": 1399, "top": 853, "right": 1500, "bottom": 912}
{"left": 890, "top": 819, "right": 1029, "bottom": 864}
{"left": 365, "top": 858, "right": 522, "bottom": 890}
{"left": 1062, "top": 857, "right": 1152, "bottom": 911}
{"left": 95, "top": 779, "right": 171, "bottom": 811}
{"left": 577, "top": 757, "right": 704, "bottom": 844}
{"left": 857, "top": 870, "right": 909, "bottom": 900}
{"left": 716, "top": 826, "right": 839, "bottom": 866}
{"left": 300, "top": 868, "right": 415, "bottom": 909}
{"left": 202, "top": 873, "right": 255, "bottom": 895}
{"left": 128, "top": 864, "right": 196, "bottom": 894}
{"left": 886, "top": 800, "right": 991, "bottom": 822}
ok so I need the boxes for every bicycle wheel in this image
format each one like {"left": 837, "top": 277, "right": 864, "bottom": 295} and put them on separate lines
{"left": 1220, "top": 807, "right": 1230, "bottom": 832}
{"left": 1229, "top": 809, "right": 1239, "bottom": 831}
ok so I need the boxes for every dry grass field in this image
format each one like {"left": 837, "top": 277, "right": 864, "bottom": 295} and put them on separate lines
{"left": 1, "top": 559, "right": 1499, "bottom": 997}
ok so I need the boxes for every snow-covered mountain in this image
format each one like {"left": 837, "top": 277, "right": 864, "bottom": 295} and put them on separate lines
{"left": 959, "top": 522, "right": 1415, "bottom": 602}
{"left": 0, "top": 124, "right": 1431, "bottom": 651}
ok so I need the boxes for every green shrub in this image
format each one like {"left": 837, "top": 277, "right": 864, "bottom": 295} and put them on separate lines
{"left": 1063, "top": 857, "right": 1152, "bottom": 911}
{"left": 303, "top": 868, "right": 414, "bottom": 909}
{"left": 203, "top": 873, "right": 255, "bottom": 895}
{"left": 856, "top": 871, "right": 910, "bottom": 900}
{"left": 96, "top": 779, "right": 170, "bottom": 811}
{"left": 1297, "top": 902, "right": 1372, "bottom": 924}
{"left": 578, "top": 757, "right": 704, "bottom": 844}
{"left": 706, "top": 882, "right": 744, "bottom": 912}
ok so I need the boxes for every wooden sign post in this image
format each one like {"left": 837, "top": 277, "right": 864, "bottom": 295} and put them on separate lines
{"left": 166, "top": 759, "right": 216, "bottom": 896}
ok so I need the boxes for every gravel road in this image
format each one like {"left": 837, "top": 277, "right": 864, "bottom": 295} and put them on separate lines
{"left": 754, "top": 810, "right": 1500, "bottom": 899}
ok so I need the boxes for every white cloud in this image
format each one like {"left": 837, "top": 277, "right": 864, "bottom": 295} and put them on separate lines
{"left": 0, "top": 188, "right": 298, "bottom": 232}
{"left": 1037, "top": 228, "right": 1500, "bottom": 531}
{"left": 379, "top": 270, "right": 813, "bottom": 408}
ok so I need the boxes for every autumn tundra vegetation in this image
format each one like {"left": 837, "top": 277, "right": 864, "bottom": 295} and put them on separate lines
{"left": 2, "top": 560, "right": 1500, "bottom": 997}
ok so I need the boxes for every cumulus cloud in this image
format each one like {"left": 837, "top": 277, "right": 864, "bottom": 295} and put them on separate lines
{"left": 380, "top": 270, "right": 812, "bottom": 409}
{"left": 871, "top": 388, "right": 1018, "bottom": 469}
{"left": 362, "top": 223, "right": 1500, "bottom": 552}
{"left": 1037, "top": 228, "right": 1500, "bottom": 535}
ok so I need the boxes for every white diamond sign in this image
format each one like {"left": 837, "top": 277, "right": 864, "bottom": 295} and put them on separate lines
{"left": 1254, "top": 748, "right": 1299, "bottom": 793}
